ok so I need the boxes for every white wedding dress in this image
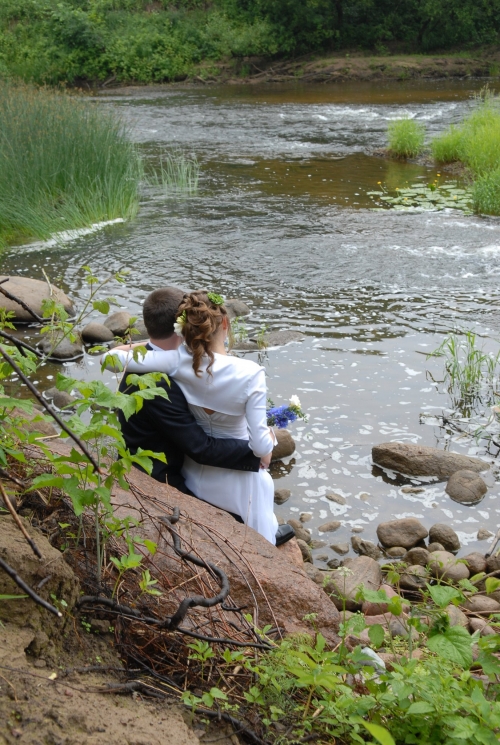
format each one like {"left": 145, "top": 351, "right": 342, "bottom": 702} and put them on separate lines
{"left": 108, "top": 344, "right": 279, "bottom": 544}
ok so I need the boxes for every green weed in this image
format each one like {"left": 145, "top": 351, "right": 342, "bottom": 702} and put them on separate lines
{"left": 0, "top": 81, "right": 142, "bottom": 247}
{"left": 387, "top": 117, "right": 425, "bottom": 158}
{"left": 472, "top": 166, "right": 500, "bottom": 215}
{"left": 148, "top": 151, "right": 200, "bottom": 195}
{"left": 431, "top": 125, "right": 463, "bottom": 163}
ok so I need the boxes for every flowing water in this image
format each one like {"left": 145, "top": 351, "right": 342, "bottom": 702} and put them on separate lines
{"left": 4, "top": 79, "right": 500, "bottom": 561}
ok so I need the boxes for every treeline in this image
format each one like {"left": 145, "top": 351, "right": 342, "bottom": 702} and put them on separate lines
{"left": 1, "top": 0, "right": 500, "bottom": 84}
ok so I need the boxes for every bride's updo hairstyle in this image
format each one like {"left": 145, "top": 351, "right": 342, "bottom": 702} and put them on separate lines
{"left": 177, "top": 290, "right": 229, "bottom": 377}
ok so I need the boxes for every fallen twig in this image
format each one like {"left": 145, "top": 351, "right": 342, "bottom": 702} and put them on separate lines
{"left": 0, "top": 480, "right": 42, "bottom": 558}
{"left": 0, "top": 557, "right": 61, "bottom": 617}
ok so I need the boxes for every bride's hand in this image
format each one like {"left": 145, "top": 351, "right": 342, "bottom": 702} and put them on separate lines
{"left": 260, "top": 452, "right": 272, "bottom": 469}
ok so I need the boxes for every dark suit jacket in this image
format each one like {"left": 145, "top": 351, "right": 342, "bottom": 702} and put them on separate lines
{"left": 118, "top": 349, "right": 260, "bottom": 494}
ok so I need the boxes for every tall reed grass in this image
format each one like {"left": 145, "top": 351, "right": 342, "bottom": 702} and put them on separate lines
{"left": 431, "top": 93, "right": 500, "bottom": 215}
{"left": 148, "top": 152, "right": 200, "bottom": 195}
{"left": 387, "top": 117, "right": 425, "bottom": 158}
{"left": 0, "top": 82, "right": 142, "bottom": 247}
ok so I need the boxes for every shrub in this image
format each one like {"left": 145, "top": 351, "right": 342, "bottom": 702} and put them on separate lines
{"left": 387, "top": 117, "right": 425, "bottom": 158}
{"left": 431, "top": 125, "right": 463, "bottom": 163}
{"left": 472, "top": 166, "right": 500, "bottom": 215}
{"left": 0, "top": 82, "right": 142, "bottom": 246}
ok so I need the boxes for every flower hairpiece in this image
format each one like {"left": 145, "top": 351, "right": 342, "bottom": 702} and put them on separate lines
{"left": 207, "top": 292, "right": 224, "bottom": 306}
{"left": 174, "top": 310, "right": 186, "bottom": 337}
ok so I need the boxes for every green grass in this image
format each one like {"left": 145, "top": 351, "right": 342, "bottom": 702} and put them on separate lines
{"left": 0, "top": 81, "right": 142, "bottom": 247}
{"left": 148, "top": 152, "right": 200, "bottom": 195}
{"left": 387, "top": 117, "right": 425, "bottom": 158}
{"left": 472, "top": 166, "right": 500, "bottom": 215}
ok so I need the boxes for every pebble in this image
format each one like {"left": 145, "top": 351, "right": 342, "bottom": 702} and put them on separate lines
{"left": 310, "top": 539, "right": 327, "bottom": 549}
{"left": 325, "top": 493, "right": 346, "bottom": 505}
{"left": 463, "top": 552, "right": 487, "bottom": 576}
{"left": 428, "top": 550, "right": 469, "bottom": 582}
{"left": 352, "top": 537, "right": 382, "bottom": 560}
{"left": 429, "top": 524, "right": 460, "bottom": 552}
{"left": 469, "top": 618, "right": 496, "bottom": 636}
{"left": 477, "top": 528, "right": 494, "bottom": 540}
{"left": 427, "top": 542, "right": 445, "bottom": 553}
{"left": 287, "top": 520, "right": 311, "bottom": 544}
{"left": 401, "top": 486, "right": 425, "bottom": 494}
{"left": 464, "top": 595, "right": 500, "bottom": 614}
{"left": 359, "top": 493, "right": 370, "bottom": 501}
{"left": 296, "top": 539, "right": 312, "bottom": 563}
{"left": 351, "top": 526, "right": 364, "bottom": 534}
{"left": 330, "top": 542, "right": 349, "bottom": 555}
{"left": 327, "top": 558, "right": 341, "bottom": 569}
{"left": 300, "top": 512, "right": 312, "bottom": 523}
{"left": 404, "top": 547, "right": 430, "bottom": 567}
{"left": 318, "top": 521, "right": 341, "bottom": 533}
{"left": 400, "top": 564, "right": 428, "bottom": 590}
{"left": 314, "top": 553, "right": 329, "bottom": 562}
{"left": 385, "top": 546, "right": 406, "bottom": 558}
{"left": 274, "top": 488, "right": 291, "bottom": 505}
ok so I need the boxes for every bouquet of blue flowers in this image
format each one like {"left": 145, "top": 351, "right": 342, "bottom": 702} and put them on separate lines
{"left": 267, "top": 395, "right": 306, "bottom": 429}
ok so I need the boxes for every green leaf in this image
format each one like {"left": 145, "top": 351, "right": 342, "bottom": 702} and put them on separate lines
{"left": 0, "top": 594, "right": 29, "bottom": 600}
{"left": 426, "top": 584, "right": 462, "bottom": 608}
{"left": 407, "top": 701, "right": 435, "bottom": 715}
{"left": 143, "top": 539, "right": 157, "bottom": 556}
{"left": 485, "top": 577, "right": 500, "bottom": 595}
{"left": 361, "top": 722, "right": 395, "bottom": 745}
{"left": 426, "top": 626, "right": 473, "bottom": 668}
{"left": 92, "top": 299, "right": 110, "bottom": 315}
{"left": 368, "top": 624, "right": 385, "bottom": 649}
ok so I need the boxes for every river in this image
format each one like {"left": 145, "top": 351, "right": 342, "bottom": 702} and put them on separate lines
{"left": 3, "top": 79, "right": 500, "bottom": 561}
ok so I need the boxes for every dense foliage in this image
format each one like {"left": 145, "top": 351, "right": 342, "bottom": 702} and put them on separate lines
{"left": 1, "top": 0, "right": 500, "bottom": 85}
{"left": 0, "top": 81, "right": 141, "bottom": 246}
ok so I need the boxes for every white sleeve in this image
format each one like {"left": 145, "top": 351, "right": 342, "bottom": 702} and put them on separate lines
{"left": 102, "top": 348, "right": 180, "bottom": 375}
{"left": 245, "top": 368, "right": 275, "bottom": 457}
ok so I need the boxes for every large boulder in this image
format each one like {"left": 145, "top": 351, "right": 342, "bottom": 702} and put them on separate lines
{"left": 225, "top": 299, "right": 251, "bottom": 320}
{"left": 372, "top": 442, "right": 487, "bottom": 479}
{"left": 445, "top": 470, "right": 488, "bottom": 505}
{"left": 326, "top": 556, "right": 382, "bottom": 611}
{"left": 263, "top": 330, "right": 304, "bottom": 347}
{"left": 271, "top": 429, "right": 296, "bottom": 461}
{"left": 81, "top": 321, "right": 115, "bottom": 343}
{"left": 104, "top": 311, "right": 132, "bottom": 336}
{"left": 377, "top": 518, "right": 428, "bottom": 549}
{"left": 0, "top": 275, "right": 74, "bottom": 323}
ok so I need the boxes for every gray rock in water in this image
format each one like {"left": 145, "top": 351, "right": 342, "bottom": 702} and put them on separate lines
{"left": 287, "top": 519, "right": 311, "bottom": 544}
{"left": 0, "top": 275, "right": 74, "bottom": 323}
{"left": 486, "top": 554, "right": 500, "bottom": 573}
{"left": 351, "top": 526, "right": 364, "bottom": 534}
{"left": 52, "top": 390, "right": 76, "bottom": 409}
{"left": 318, "top": 521, "right": 341, "bottom": 533}
{"left": 401, "top": 486, "right": 425, "bottom": 494}
{"left": 327, "top": 556, "right": 383, "bottom": 612}
{"left": 377, "top": 518, "right": 428, "bottom": 549}
{"left": 296, "top": 539, "right": 312, "bottom": 563}
{"left": 477, "top": 528, "right": 494, "bottom": 540}
{"left": 428, "top": 550, "right": 469, "bottom": 582}
{"left": 274, "top": 488, "right": 291, "bottom": 505}
{"left": 225, "top": 299, "right": 251, "bottom": 320}
{"left": 81, "top": 322, "right": 115, "bottom": 343}
{"left": 300, "top": 512, "right": 312, "bottom": 523}
{"left": 327, "top": 558, "right": 341, "bottom": 569}
{"left": 310, "top": 539, "right": 326, "bottom": 549}
{"left": 463, "top": 552, "right": 487, "bottom": 576}
{"left": 400, "top": 564, "right": 428, "bottom": 590}
{"left": 427, "top": 542, "right": 445, "bottom": 553}
{"left": 104, "top": 311, "right": 132, "bottom": 336}
{"left": 314, "top": 553, "right": 329, "bottom": 562}
{"left": 372, "top": 442, "right": 487, "bottom": 479}
{"left": 429, "top": 524, "right": 460, "bottom": 552}
{"left": 325, "top": 492, "right": 346, "bottom": 505}
{"left": 261, "top": 330, "right": 304, "bottom": 347}
{"left": 39, "top": 333, "right": 83, "bottom": 361}
{"left": 445, "top": 469, "right": 488, "bottom": 505}
{"left": 445, "top": 604, "right": 469, "bottom": 628}
{"left": 404, "top": 547, "right": 430, "bottom": 567}
{"left": 232, "top": 340, "right": 259, "bottom": 351}
{"left": 271, "top": 429, "right": 295, "bottom": 461}
{"left": 330, "top": 542, "right": 349, "bottom": 555}
{"left": 352, "top": 537, "right": 382, "bottom": 560}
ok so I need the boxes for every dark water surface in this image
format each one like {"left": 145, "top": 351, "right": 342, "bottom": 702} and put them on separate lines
{"left": 4, "top": 79, "right": 500, "bottom": 561}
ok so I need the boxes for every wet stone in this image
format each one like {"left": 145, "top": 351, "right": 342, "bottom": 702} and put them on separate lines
{"left": 427, "top": 542, "right": 445, "bottom": 553}
{"left": 330, "top": 542, "right": 350, "bottom": 555}
{"left": 310, "top": 539, "right": 326, "bottom": 549}
{"left": 287, "top": 519, "right": 311, "bottom": 544}
{"left": 38, "top": 333, "right": 83, "bottom": 361}
{"left": 463, "top": 552, "right": 487, "bottom": 576}
{"left": 104, "top": 311, "right": 132, "bottom": 336}
{"left": 385, "top": 546, "right": 406, "bottom": 558}
{"left": 81, "top": 322, "right": 115, "bottom": 344}
{"left": 318, "top": 521, "right": 341, "bottom": 533}
{"left": 300, "top": 512, "right": 312, "bottom": 523}
{"left": 263, "top": 330, "right": 304, "bottom": 347}
{"left": 446, "top": 469, "right": 488, "bottom": 505}
{"left": 314, "top": 553, "right": 329, "bottom": 562}
{"left": 352, "top": 537, "right": 382, "bottom": 560}
{"left": 401, "top": 486, "right": 425, "bottom": 494}
{"left": 377, "top": 518, "right": 428, "bottom": 549}
{"left": 404, "top": 547, "right": 430, "bottom": 567}
{"left": 429, "top": 524, "right": 460, "bottom": 552}
{"left": 271, "top": 430, "right": 295, "bottom": 461}
{"left": 325, "top": 492, "right": 346, "bottom": 505}
{"left": 296, "top": 539, "right": 312, "bottom": 564}
{"left": 274, "top": 488, "right": 291, "bottom": 505}
{"left": 428, "top": 551, "right": 469, "bottom": 582}
{"left": 224, "top": 299, "right": 251, "bottom": 319}
{"left": 327, "top": 558, "right": 341, "bottom": 569}
{"left": 478, "top": 528, "right": 494, "bottom": 540}
{"left": 52, "top": 390, "right": 76, "bottom": 409}
{"left": 351, "top": 526, "right": 364, "bottom": 534}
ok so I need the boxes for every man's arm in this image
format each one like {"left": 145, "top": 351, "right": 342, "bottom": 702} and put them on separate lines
{"left": 149, "top": 380, "right": 261, "bottom": 472}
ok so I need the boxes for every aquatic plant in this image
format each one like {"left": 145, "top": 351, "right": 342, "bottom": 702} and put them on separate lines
{"left": 367, "top": 179, "right": 473, "bottom": 213}
{"left": 148, "top": 152, "right": 200, "bottom": 195}
{"left": 387, "top": 117, "right": 425, "bottom": 158}
{"left": 0, "top": 81, "right": 142, "bottom": 247}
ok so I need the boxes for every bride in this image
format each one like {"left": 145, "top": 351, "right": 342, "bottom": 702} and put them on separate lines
{"left": 104, "top": 290, "right": 290, "bottom": 546}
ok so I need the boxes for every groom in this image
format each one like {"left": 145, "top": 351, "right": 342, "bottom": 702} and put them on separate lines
{"left": 118, "top": 286, "right": 294, "bottom": 546}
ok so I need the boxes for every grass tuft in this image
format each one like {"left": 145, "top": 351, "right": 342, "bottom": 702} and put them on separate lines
{"left": 0, "top": 81, "right": 142, "bottom": 247}
{"left": 148, "top": 152, "right": 200, "bottom": 195}
{"left": 472, "top": 167, "right": 500, "bottom": 215}
{"left": 387, "top": 117, "right": 425, "bottom": 158}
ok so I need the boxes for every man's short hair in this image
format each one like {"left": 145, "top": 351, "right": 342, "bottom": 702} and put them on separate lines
{"left": 143, "top": 286, "right": 185, "bottom": 339}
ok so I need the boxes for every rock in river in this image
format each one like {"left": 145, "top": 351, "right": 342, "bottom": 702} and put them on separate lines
{"left": 271, "top": 429, "right": 295, "bottom": 461}
{"left": 372, "top": 442, "right": 487, "bottom": 479}
{"left": 351, "top": 537, "right": 382, "bottom": 560}
{"left": 274, "top": 488, "right": 291, "bottom": 505}
{"left": 224, "top": 299, "right": 251, "bottom": 319}
{"left": 104, "top": 311, "right": 132, "bottom": 336}
{"left": 463, "top": 552, "right": 487, "bottom": 576}
{"left": 38, "top": 333, "right": 83, "bottom": 361}
{"left": 318, "top": 521, "right": 341, "bottom": 533}
{"left": 404, "top": 547, "right": 430, "bottom": 567}
{"left": 0, "top": 275, "right": 74, "bottom": 323}
{"left": 445, "top": 469, "right": 488, "bottom": 505}
{"left": 81, "top": 322, "right": 115, "bottom": 343}
{"left": 428, "top": 524, "right": 460, "bottom": 552}
{"left": 376, "top": 518, "right": 428, "bottom": 549}
{"left": 263, "top": 330, "right": 304, "bottom": 347}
